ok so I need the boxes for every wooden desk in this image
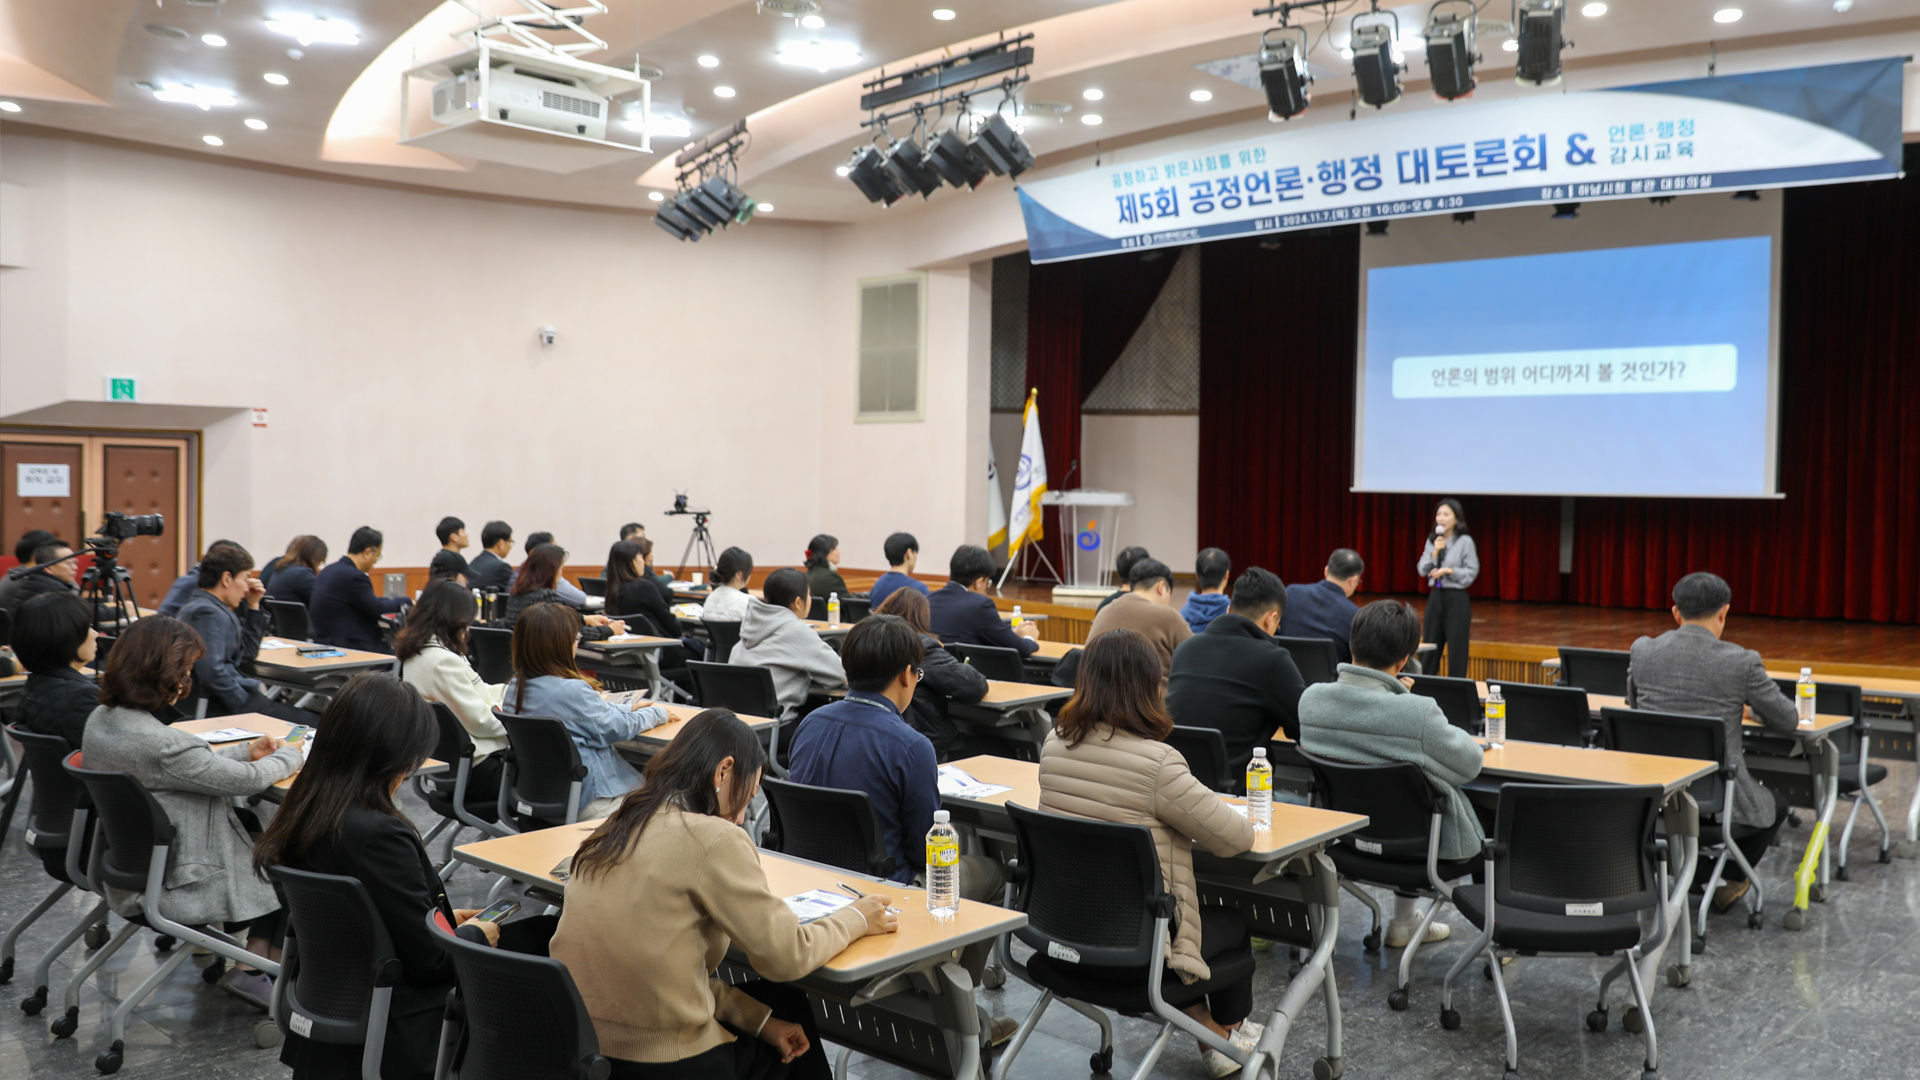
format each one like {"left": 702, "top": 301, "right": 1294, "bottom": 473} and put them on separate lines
{"left": 803, "top": 620, "right": 851, "bottom": 640}
{"left": 575, "top": 634, "right": 679, "bottom": 698}
{"left": 949, "top": 681, "right": 1073, "bottom": 756}
{"left": 177, "top": 713, "right": 445, "bottom": 794}
{"left": 1021, "top": 640, "right": 1078, "bottom": 665}
{"left": 611, "top": 702, "right": 779, "bottom": 768}
{"left": 1476, "top": 741, "right": 1713, "bottom": 794}
{"left": 249, "top": 639, "right": 397, "bottom": 688}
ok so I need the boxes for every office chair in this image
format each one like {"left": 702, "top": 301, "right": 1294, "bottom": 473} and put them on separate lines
{"left": 1406, "top": 674, "right": 1482, "bottom": 735}
{"left": 426, "top": 912, "right": 610, "bottom": 1080}
{"left": 468, "top": 627, "right": 514, "bottom": 685}
{"left": 1164, "top": 726, "right": 1234, "bottom": 794}
{"left": 1500, "top": 682, "right": 1594, "bottom": 747}
{"left": 950, "top": 643, "right": 1025, "bottom": 684}
{"left": 1275, "top": 637, "right": 1340, "bottom": 686}
{"left": 266, "top": 866, "right": 404, "bottom": 1080}
{"left": 265, "top": 599, "right": 310, "bottom": 641}
{"left": 760, "top": 776, "right": 897, "bottom": 878}
{"left": 1557, "top": 646, "right": 1631, "bottom": 697}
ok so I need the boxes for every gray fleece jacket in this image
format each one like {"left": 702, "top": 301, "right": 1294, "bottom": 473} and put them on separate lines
{"left": 729, "top": 598, "right": 847, "bottom": 719}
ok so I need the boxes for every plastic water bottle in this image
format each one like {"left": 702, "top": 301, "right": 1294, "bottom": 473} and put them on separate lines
{"left": 1485, "top": 684, "right": 1507, "bottom": 748}
{"left": 1245, "top": 747, "right": 1273, "bottom": 830}
{"left": 472, "top": 588, "right": 483, "bottom": 617}
{"left": 1011, "top": 605, "right": 1024, "bottom": 630}
{"left": 827, "top": 592, "right": 841, "bottom": 626}
{"left": 926, "top": 811, "right": 959, "bottom": 918}
{"left": 1797, "top": 668, "right": 1817, "bottom": 727}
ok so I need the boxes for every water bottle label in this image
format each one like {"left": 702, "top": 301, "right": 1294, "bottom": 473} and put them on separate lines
{"left": 927, "top": 838, "right": 959, "bottom": 868}
{"left": 1798, "top": 683, "right": 1816, "bottom": 699}
{"left": 1485, "top": 703, "right": 1505, "bottom": 720}
{"left": 1246, "top": 769, "right": 1271, "bottom": 793}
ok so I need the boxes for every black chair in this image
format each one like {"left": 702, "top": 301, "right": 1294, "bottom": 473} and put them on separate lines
{"left": 950, "top": 643, "right": 1024, "bottom": 684}
{"left": 1275, "top": 636, "right": 1340, "bottom": 686}
{"left": 1558, "top": 646, "right": 1631, "bottom": 697}
{"left": 413, "top": 704, "right": 508, "bottom": 872}
{"left": 266, "top": 866, "right": 402, "bottom": 1080}
{"left": 997, "top": 803, "right": 1254, "bottom": 1080}
{"left": 1500, "top": 683, "right": 1594, "bottom": 747}
{"left": 1049, "top": 648, "right": 1082, "bottom": 689}
{"left": 63, "top": 752, "right": 281, "bottom": 1070}
{"left": 1600, "top": 706, "right": 1764, "bottom": 941}
{"left": 0, "top": 606, "right": 11, "bottom": 646}
{"left": 265, "top": 599, "right": 311, "bottom": 641}
{"left": 89, "top": 634, "right": 115, "bottom": 674}
{"left": 1439, "top": 783, "right": 1667, "bottom": 1079}
{"left": 2, "top": 726, "right": 110, "bottom": 1014}
{"left": 703, "top": 619, "right": 742, "bottom": 663}
{"left": 687, "top": 661, "right": 788, "bottom": 773}
{"left": 1407, "top": 674, "right": 1482, "bottom": 735}
{"left": 1164, "top": 726, "right": 1233, "bottom": 793}
{"left": 425, "top": 911, "right": 609, "bottom": 1080}
{"left": 493, "top": 709, "right": 588, "bottom": 831}
{"left": 578, "top": 576, "right": 606, "bottom": 598}
{"left": 760, "top": 776, "right": 897, "bottom": 878}
{"left": 469, "top": 627, "right": 514, "bottom": 685}
{"left": 1298, "top": 748, "right": 1476, "bottom": 1010}
{"left": 1762, "top": 678, "right": 1888, "bottom": 877}
{"left": 809, "top": 595, "right": 870, "bottom": 623}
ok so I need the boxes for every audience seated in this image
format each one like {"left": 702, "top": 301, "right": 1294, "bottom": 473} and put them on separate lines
{"left": 1086, "top": 557, "right": 1192, "bottom": 687}
{"left": 1279, "top": 549, "right": 1365, "bottom": 664}
{"left": 262, "top": 535, "right": 328, "bottom": 606}
{"left": 928, "top": 544, "right": 1040, "bottom": 656}
{"left": 437, "top": 516, "right": 469, "bottom": 554}
{"left": 525, "top": 531, "right": 589, "bottom": 606}
{"left": 869, "top": 532, "right": 930, "bottom": 609}
{"left": 604, "top": 539, "right": 703, "bottom": 666}
{"left": 500, "top": 543, "right": 622, "bottom": 642}
{"left": 82, "top": 615, "right": 303, "bottom": 1007}
{"left": 427, "top": 549, "right": 469, "bottom": 586}
{"left": 1299, "top": 599, "right": 1482, "bottom": 948}
{"left": 1626, "top": 571, "right": 1797, "bottom": 912}
{"left": 502, "top": 603, "right": 668, "bottom": 819}
{"left": 396, "top": 580, "right": 510, "bottom": 804}
{"left": 0, "top": 539, "right": 78, "bottom": 615}
{"left": 467, "top": 520, "right": 516, "bottom": 593}
{"left": 1095, "top": 545, "right": 1152, "bottom": 613}
{"left": 1180, "top": 548, "right": 1233, "bottom": 634}
{"left": 731, "top": 568, "right": 847, "bottom": 720}
{"left": 310, "top": 527, "right": 407, "bottom": 654}
{"left": 175, "top": 542, "right": 314, "bottom": 723}
{"left": 803, "top": 533, "right": 857, "bottom": 602}
{"left": 11, "top": 528, "right": 55, "bottom": 566}
{"left": 701, "top": 546, "right": 755, "bottom": 623}
{"left": 158, "top": 538, "right": 240, "bottom": 618}
{"left": 10, "top": 591, "right": 100, "bottom": 749}
{"left": 873, "top": 589, "right": 989, "bottom": 762}
{"left": 551, "top": 710, "right": 895, "bottom": 1079}
{"left": 1168, "top": 567, "right": 1306, "bottom": 790}
{"left": 253, "top": 673, "right": 552, "bottom": 1080}
{"left": 620, "top": 522, "right": 645, "bottom": 542}
{"left": 1037, "top": 629, "right": 1260, "bottom": 1076}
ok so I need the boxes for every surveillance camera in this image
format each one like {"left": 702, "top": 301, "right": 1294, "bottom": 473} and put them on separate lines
{"left": 538, "top": 325, "right": 558, "bottom": 346}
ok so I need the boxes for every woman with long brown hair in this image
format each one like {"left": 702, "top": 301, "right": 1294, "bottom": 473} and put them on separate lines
{"left": 263, "top": 534, "right": 328, "bottom": 605}
{"left": 396, "top": 579, "right": 509, "bottom": 801}
{"left": 499, "top": 542, "right": 624, "bottom": 641}
{"left": 1037, "top": 629, "right": 1260, "bottom": 1077}
{"left": 551, "top": 709, "right": 896, "bottom": 1080}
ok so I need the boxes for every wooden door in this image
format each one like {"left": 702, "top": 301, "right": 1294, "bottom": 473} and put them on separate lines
{"left": 1, "top": 441, "right": 84, "bottom": 568}
{"left": 101, "top": 444, "right": 181, "bottom": 611}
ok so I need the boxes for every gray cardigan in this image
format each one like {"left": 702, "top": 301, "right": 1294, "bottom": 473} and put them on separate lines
{"left": 80, "top": 705, "right": 302, "bottom": 925}
{"left": 1625, "top": 624, "right": 1798, "bottom": 828}
{"left": 1299, "top": 664, "right": 1487, "bottom": 859}
{"left": 1417, "top": 533, "right": 1480, "bottom": 590}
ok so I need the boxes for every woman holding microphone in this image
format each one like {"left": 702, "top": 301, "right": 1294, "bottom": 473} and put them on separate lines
{"left": 1416, "top": 498, "right": 1479, "bottom": 677}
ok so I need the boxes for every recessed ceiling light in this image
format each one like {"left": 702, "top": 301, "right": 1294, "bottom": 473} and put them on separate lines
{"left": 932, "top": 8, "right": 956, "bottom": 20}
{"left": 1580, "top": 2, "right": 1606, "bottom": 15}
{"left": 1501, "top": 38, "right": 1519, "bottom": 51}
{"left": 1081, "top": 113, "right": 1103, "bottom": 125}
{"left": 1340, "top": 46, "right": 1354, "bottom": 60}
{"left": 648, "top": 190, "right": 665, "bottom": 202}
{"left": 1082, "top": 88, "right": 1103, "bottom": 101}
{"left": 202, "top": 33, "right": 228, "bottom": 46}
{"left": 203, "top": 135, "right": 224, "bottom": 146}
{"left": 758, "top": 204, "right": 774, "bottom": 213}
{"left": 1189, "top": 89, "right": 1212, "bottom": 102}
{"left": 776, "top": 40, "right": 862, "bottom": 72}
{"left": 697, "top": 54, "right": 720, "bottom": 68}
{"left": 152, "top": 83, "right": 237, "bottom": 109}
{"left": 1833, "top": 0, "right": 1854, "bottom": 9}
{"left": 0, "top": 101, "right": 19, "bottom": 113}
{"left": 265, "top": 16, "right": 360, "bottom": 46}
{"left": 625, "top": 115, "right": 693, "bottom": 138}
{"left": 835, "top": 164, "right": 851, "bottom": 176}
{"left": 244, "top": 118, "right": 267, "bottom": 130}
{"left": 714, "top": 85, "right": 736, "bottom": 97}
{"left": 800, "top": 14, "right": 825, "bottom": 29}
{"left": 1713, "top": 7, "right": 1742, "bottom": 22}
{"left": 263, "top": 72, "right": 289, "bottom": 85}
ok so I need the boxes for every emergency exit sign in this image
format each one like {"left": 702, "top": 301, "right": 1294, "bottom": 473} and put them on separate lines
{"left": 105, "top": 377, "right": 138, "bottom": 402}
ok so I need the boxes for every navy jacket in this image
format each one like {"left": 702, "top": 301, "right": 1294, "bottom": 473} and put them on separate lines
{"left": 927, "top": 580, "right": 1037, "bottom": 656}
{"left": 309, "top": 557, "right": 405, "bottom": 654}
{"left": 175, "top": 591, "right": 269, "bottom": 712}
{"left": 1279, "top": 579, "right": 1360, "bottom": 665}
{"left": 467, "top": 551, "right": 514, "bottom": 593}
{"left": 868, "top": 571, "right": 929, "bottom": 611}
{"left": 265, "top": 564, "right": 317, "bottom": 607}
{"left": 156, "top": 569, "right": 199, "bottom": 617}
{"left": 787, "top": 691, "right": 939, "bottom": 884}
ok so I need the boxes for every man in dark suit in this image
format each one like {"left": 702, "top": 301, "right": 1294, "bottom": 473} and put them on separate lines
{"left": 1168, "top": 567, "right": 1308, "bottom": 791}
{"left": 1279, "top": 548, "right": 1364, "bottom": 664}
{"left": 1626, "top": 570, "right": 1798, "bottom": 913}
{"left": 927, "top": 544, "right": 1039, "bottom": 657}
{"left": 0, "top": 541, "right": 79, "bottom": 616}
{"left": 466, "top": 520, "right": 515, "bottom": 592}
{"left": 309, "top": 526, "right": 406, "bottom": 653}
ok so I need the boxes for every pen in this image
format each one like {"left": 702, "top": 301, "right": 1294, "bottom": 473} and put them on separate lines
{"left": 837, "top": 882, "right": 900, "bottom": 914}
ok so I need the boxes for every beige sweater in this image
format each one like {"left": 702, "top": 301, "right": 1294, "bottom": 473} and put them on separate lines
{"left": 401, "top": 638, "right": 508, "bottom": 761}
{"left": 550, "top": 805, "right": 869, "bottom": 1063}
{"left": 1086, "top": 592, "right": 1193, "bottom": 687}
{"left": 1037, "top": 725, "right": 1254, "bottom": 983}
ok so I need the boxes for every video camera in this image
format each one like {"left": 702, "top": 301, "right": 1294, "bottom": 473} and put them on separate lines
{"left": 666, "top": 492, "right": 710, "bottom": 518}
{"left": 96, "top": 511, "right": 166, "bottom": 543}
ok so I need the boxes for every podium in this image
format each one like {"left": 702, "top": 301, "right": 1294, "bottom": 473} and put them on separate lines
{"left": 1041, "top": 490, "right": 1137, "bottom": 599}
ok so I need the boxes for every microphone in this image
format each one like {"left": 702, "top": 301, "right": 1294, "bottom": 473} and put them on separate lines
{"left": 1061, "top": 459, "right": 1079, "bottom": 487}
{"left": 1429, "top": 526, "right": 1446, "bottom": 586}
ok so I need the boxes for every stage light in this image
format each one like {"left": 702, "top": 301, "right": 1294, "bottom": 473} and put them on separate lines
{"left": 1514, "top": 0, "right": 1569, "bottom": 87}
{"left": 1732, "top": 189, "right": 1761, "bottom": 201}
{"left": 1452, "top": 211, "right": 1476, "bottom": 223}
{"left": 1258, "top": 26, "right": 1311, "bottom": 120}
{"left": 1424, "top": 2, "right": 1478, "bottom": 102}
{"left": 655, "top": 198, "right": 707, "bottom": 242}
{"left": 688, "top": 174, "right": 758, "bottom": 225}
{"left": 845, "top": 144, "right": 908, "bottom": 204}
{"left": 926, "top": 128, "right": 991, "bottom": 189}
{"left": 882, "top": 136, "right": 944, "bottom": 199}
{"left": 677, "top": 187, "right": 730, "bottom": 230}
{"left": 972, "top": 113, "right": 1035, "bottom": 178}
{"left": 1552, "top": 202, "right": 1580, "bottom": 219}
{"left": 1350, "top": 15, "right": 1404, "bottom": 109}
{"left": 1366, "top": 220, "right": 1389, "bottom": 236}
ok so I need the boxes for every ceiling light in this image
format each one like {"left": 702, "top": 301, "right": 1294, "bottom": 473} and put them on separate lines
{"left": 697, "top": 54, "right": 720, "bottom": 67}
{"left": 927, "top": 128, "right": 991, "bottom": 189}
{"left": 883, "top": 137, "right": 944, "bottom": 199}
{"left": 757, "top": 204, "right": 774, "bottom": 213}
{"left": 1080, "top": 113, "right": 1103, "bottom": 125}
{"left": 776, "top": 40, "right": 862, "bottom": 72}
{"left": 263, "top": 73, "right": 289, "bottom": 85}
{"left": 1083, "top": 88, "right": 1103, "bottom": 101}
{"left": 1501, "top": 38, "right": 1518, "bottom": 52}
{"left": 265, "top": 16, "right": 360, "bottom": 47}
{"left": 1258, "top": 27, "right": 1311, "bottom": 120}
{"left": 835, "top": 164, "right": 851, "bottom": 176}
{"left": 800, "top": 14, "right": 825, "bottom": 28}
{"left": 152, "top": 83, "right": 236, "bottom": 109}
{"left": 244, "top": 118, "right": 267, "bottom": 130}
{"left": 932, "top": 9, "right": 957, "bottom": 20}
{"left": 203, "top": 135, "right": 224, "bottom": 146}
{"left": 1424, "top": 4, "right": 1477, "bottom": 102}
{"left": 648, "top": 190, "right": 665, "bottom": 201}
{"left": 1350, "top": 18, "right": 1404, "bottom": 108}
{"left": 0, "top": 101, "right": 19, "bottom": 113}
{"left": 1833, "top": 0, "right": 1854, "bottom": 9}
{"left": 655, "top": 197, "right": 707, "bottom": 242}
{"left": 202, "top": 33, "right": 227, "bottom": 46}
{"left": 1713, "top": 8, "right": 1742, "bottom": 23}
{"left": 1514, "top": 0, "right": 1569, "bottom": 87}
{"left": 714, "top": 86, "right": 736, "bottom": 97}
{"left": 1581, "top": 2, "right": 1606, "bottom": 15}
{"left": 846, "top": 145, "right": 907, "bottom": 204}
{"left": 1189, "top": 89, "right": 1213, "bottom": 102}
{"left": 973, "top": 113, "right": 1034, "bottom": 177}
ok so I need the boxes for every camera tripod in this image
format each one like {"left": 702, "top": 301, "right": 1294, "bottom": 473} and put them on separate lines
{"left": 81, "top": 543, "right": 142, "bottom": 633}
{"left": 676, "top": 512, "right": 718, "bottom": 580}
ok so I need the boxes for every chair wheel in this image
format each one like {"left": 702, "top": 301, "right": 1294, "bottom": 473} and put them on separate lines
{"left": 254, "top": 1019, "right": 282, "bottom": 1048}
{"left": 1362, "top": 932, "right": 1381, "bottom": 953}
{"left": 1586, "top": 1008, "right": 1608, "bottom": 1032}
{"left": 0, "top": 956, "right": 12, "bottom": 983}
{"left": 1834, "top": 865, "right": 1850, "bottom": 882}
{"left": 21, "top": 987, "right": 47, "bottom": 1015}
{"left": 1089, "top": 1048, "right": 1113, "bottom": 1073}
{"left": 154, "top": 935, "right": 176, "bottom": 952}
{"left": 1810, "top": 883, "right": 1829, "bottom": 903}
{"left": 202, "top": 958, "right": 226, "bottom": 983}
{"left": 1783, "top": 909, "right": 1805, "bottom": 931}
{"left": 1748, "top": 911, "right": 1765, "bottom": 930}
{"left": 1388, "top": 988, "right": 1409, "bottom": 1011}
{"left": 1288, "top": 962, "right": 1303, "bottom": 979}
{"left": 1691, "top": 936, "right": 1706, "bottom": 956}
{"left": 982, "top": 965, "right": 1006, "bottom": 989}
{"left": 51, "top": 1006, "right": 79, "bottom": 1038}
{"left": 1313, "top": 1056, "right": 1343, "bottom": 1080}
{"left": 84, "top": 923, "right": 110, "bottom": 950}
{"left": 1642, "top": 1070, "right": 1659, "bottom": 1080}
{"left": 1666, "top": 964, "right": 1691, "bottom": 988}
{"left": 1623, "top": 1007, "right": 1644, "bottom": 1034}
{"left": 1440, "top": 1007, "right": 1461, "bottom": 1030}
{"left": 95, "top": 1050, "right": 123, "bottom": 1074}
{"left": 1896, "top": 839, "right": 1916, "bottom": 860}
{"left": 1879, "top": 847, "right": 1893, "bottom": 864}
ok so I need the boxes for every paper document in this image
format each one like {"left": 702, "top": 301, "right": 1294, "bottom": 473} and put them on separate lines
{"left": 937, "top": 764, "right": 1012, "bottom": 800}
{"left": 259, "top": 639, "right": 293, "bottom": 650}
{"left": 672, "top": 603, "right": 705, "bottom": 619}
{"left": 783, "top": 889, "right": 856, "bottom": 923}
{"left": 196, "top": 728, "right": 263, "bottom": 744}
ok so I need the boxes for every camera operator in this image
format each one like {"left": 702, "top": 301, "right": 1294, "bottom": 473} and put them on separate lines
{"left": 0, "top": 540, "right": 79, "bottom": 616}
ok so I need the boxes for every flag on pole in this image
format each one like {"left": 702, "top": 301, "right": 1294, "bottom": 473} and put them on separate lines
{"left": 987, "top": 449, "right": 1008, "bottom": 553}
{"left": 1006, "top": 388, "right": 1048, "bottom": 558}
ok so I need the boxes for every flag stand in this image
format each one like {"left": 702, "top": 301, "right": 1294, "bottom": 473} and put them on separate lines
{"left": 995, "top": 533, "right": 1061, "bottom": 593}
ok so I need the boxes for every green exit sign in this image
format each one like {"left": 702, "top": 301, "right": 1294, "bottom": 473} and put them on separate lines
{"left": 105, "top": 377, "right": 138, "bottom": 402}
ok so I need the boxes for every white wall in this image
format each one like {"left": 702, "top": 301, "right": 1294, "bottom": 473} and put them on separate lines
{"left": 1080, "top": 414, "right": 1197, "bottom": 573}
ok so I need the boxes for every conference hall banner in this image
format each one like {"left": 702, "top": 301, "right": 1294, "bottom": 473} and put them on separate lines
{"left": 1017, "top": 58, "right": 1905, "bottom": 263}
